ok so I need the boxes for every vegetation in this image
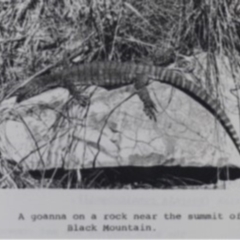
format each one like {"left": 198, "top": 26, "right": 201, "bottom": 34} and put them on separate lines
{"left": 0, "top": 0, "right": 240, "bottom": 188}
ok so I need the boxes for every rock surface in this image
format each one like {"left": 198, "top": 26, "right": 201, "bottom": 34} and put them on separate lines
{"left": 0, "top": 56, "right": 240, "bottom": 170}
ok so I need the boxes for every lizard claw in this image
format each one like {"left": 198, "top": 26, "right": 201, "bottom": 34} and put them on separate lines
{"left": 144, "top": 102, "right": 158, "bottom": 121}
{"left": 78, "top": 95, "right": 90, "bottom": 107}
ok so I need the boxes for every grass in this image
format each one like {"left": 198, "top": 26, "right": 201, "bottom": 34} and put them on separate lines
{"left": 0, "top": 0, "right": 240, "bottom": 188}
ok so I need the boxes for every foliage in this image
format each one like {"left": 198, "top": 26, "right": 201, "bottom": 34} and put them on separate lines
{"left": 1, "top": 0, "right": 240, "bottom": 84}
{"left": 0, "top": 0, "right": 240, "bottom": 188}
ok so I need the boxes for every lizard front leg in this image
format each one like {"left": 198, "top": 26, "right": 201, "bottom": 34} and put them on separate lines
{"left": 136, "top": 87, "right": 157, "bottom": 121}
{"left": 65, "top": 82, "right": 90, "bottom": 107}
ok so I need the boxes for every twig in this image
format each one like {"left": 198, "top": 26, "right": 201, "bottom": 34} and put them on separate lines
{"left": 92, "top": 91, "right": 137, "bottom": 168}
{"left": 0, "top": 36, "right": 26, "bottom": 44}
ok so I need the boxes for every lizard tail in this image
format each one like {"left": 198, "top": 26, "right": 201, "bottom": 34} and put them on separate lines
{"left": 151, "top": 66, "right": 240, "bottom": 155}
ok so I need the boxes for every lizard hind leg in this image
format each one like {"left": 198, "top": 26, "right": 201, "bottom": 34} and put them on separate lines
{"left": 137, "top": 87, "right": 158, "bottom": 121}
{"left": 133, "top": 74, "right": 157, "bottom": 121}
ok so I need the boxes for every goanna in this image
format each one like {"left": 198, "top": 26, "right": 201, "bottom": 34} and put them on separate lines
{"left": 8, "top": 62, "right": 240, "bottom": 155}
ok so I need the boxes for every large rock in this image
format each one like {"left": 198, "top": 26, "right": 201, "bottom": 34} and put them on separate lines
{"left": 0, "top": 59, "right": 240, "bottom": 170}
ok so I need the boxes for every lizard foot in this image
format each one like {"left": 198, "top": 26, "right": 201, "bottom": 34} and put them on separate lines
{"left": 78, "top": 95, "right": 90, "bottom": 107}
{"left": 143, "top": 102, "right": 157, "bottom": 121}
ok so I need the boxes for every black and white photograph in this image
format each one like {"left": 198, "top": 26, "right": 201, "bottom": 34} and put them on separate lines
{"left": 1, "top": 0, "right": 240, "bottom": 238}
{"left": 1, "top": 0, "right": 240, "bottom": 190}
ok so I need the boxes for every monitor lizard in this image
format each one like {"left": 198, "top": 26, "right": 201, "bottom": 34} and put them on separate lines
{"left": 6, "top": 61, "right": 240, "bottom": 155}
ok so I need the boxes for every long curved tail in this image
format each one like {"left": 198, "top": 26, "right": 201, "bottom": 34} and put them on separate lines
{"left": 151, "top": 66, "right": 240, "bottom": 155}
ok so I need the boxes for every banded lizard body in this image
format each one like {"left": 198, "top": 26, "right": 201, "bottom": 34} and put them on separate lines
{"left": 9, "top": 62, "right": 240, "bottom": 155}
